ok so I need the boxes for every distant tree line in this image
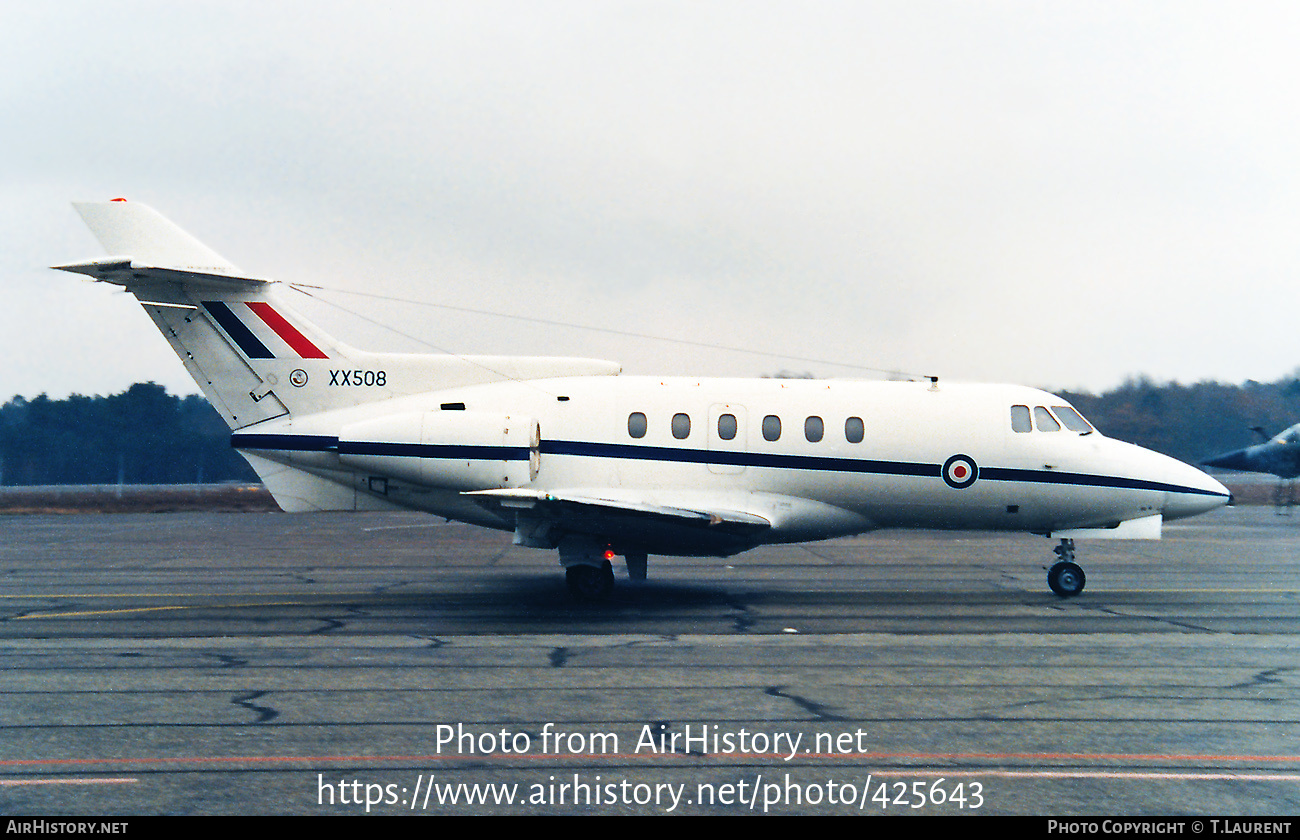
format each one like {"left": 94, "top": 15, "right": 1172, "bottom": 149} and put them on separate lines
{"left": 0, "top": 383, "right": 257, "bottom": 486}
{"left": 4, "top": 375, "right": 1300, "bottom": 487}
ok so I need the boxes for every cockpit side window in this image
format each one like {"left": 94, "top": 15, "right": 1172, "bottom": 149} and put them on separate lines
{"left": 1011, "top": 405, "right": 1032, "bottom": 433}
{"left": 1034, "top": 406, "right": 1060, "bottom": 432}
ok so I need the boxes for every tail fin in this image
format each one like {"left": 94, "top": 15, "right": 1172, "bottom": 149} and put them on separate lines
{"left": 54, "top": 200, "right": 352, "bottom": 429}
{"left": 54, "top": 200, "right": 623, "bottom": 432}
{"left": 55, "top": 200, "right": 623, "bottom": 513}
{"left": 70, "top": 200, "right": 243, "bottom": 275}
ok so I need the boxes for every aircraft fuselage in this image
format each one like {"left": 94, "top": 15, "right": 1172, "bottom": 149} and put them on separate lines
{"left": 56, "top": 200, "right": 1231, "bottom": 598}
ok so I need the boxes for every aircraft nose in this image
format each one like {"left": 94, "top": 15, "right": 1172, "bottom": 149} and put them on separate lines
{"left": 1163, "top": 459, "right": 1232, "bottom": 520}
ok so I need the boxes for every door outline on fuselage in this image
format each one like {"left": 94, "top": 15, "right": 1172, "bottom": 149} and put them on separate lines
{"left": 707, "top": 403, "right": 748, "bottom": 475}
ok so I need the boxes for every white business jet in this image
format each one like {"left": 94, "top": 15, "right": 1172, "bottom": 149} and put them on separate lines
{"left": 55, "top": 200, "right": 1230, "bottom": 599}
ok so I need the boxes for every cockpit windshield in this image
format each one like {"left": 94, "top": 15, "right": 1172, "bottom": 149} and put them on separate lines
{"left": 1009, "top": 403, "right": 1096, "bottom": 435}
{"left": 1051, "top": 405, "right": 1094, "bottom": 434}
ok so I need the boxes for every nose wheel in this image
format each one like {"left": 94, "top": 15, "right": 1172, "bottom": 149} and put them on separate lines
{"left": 1047, "top": 561, "right": 1086, "bottom": 597}
{"left": 1047, "top": 538, "right": 1086, "bottom": 597}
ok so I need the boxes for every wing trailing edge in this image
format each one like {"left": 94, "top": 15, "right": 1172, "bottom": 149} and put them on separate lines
{"left": 466, "top": 487, "right": 773, "bottom": 529}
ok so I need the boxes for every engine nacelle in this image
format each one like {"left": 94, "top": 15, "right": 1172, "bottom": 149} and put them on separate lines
{"left": 338, "top": 410, "right": 539, "bottom": 491}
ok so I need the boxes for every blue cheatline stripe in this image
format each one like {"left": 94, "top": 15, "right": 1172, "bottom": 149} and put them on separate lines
{"left": 978, "top": 466, "right": 1223, "bottom": 496}
{"left": 230, "top": 433, "right": 528, "bottom": 461}
{"left": 232, "top": 433, "right": 338, "bottom": 451}
{"left": 202, "top": 301, "right": 274, "bottom": 359}
{"left": 540, "top": 439, "right": 938, "bottom": 478}
{"left": 540, "top": 439, "right": 1225, "bottom": 497}
{"left": 230, "top": 433, "right": 1228, "bottom": 498}
{"left": 341, "top": 441, "right": 531, "bottom": 460}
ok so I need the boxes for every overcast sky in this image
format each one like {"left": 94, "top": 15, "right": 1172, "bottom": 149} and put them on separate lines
{"left": 6, "top": 1, "right": 1300, "bottom": 400}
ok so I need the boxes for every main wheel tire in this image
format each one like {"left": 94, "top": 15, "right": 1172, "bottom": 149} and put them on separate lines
{"left": 1047, "top": 561, "right": 1086, "bottom": 597}
{"left": 566, "top": 562, "right": 615, "bottom": 600}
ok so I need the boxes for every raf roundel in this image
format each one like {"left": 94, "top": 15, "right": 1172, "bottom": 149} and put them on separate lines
{"left": 942, "top": 454, "right": 978, "bottom": 489}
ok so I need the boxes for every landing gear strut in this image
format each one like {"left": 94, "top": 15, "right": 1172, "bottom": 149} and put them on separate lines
{"left": 1047, "top": 538, "right": 1086, "bottom": 597}
{"left": 624, "top": 552, "right": 647, "bottom": 581}
{"left": 1274, "top": 478, "right": 1295, "bottom": 515}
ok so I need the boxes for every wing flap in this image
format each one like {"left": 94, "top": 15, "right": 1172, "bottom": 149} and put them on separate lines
{"left": 466, "top": 487, "right": 771, "bottom": 528}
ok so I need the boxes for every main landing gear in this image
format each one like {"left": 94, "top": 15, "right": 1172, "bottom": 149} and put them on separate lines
{"left": 565, "top": 561, "right": 615, "bottom": 599}
{"left": 560, "top": 535, "right": 646, "bottom": 600}
{"left": 1047, "top": 538, "right": 1086, "bottom": 597}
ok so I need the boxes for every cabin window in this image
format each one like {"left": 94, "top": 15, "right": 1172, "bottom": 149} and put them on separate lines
{"left": 1011, "top": 405, "right": 1032, "bottom": 433}
{"left": 762, "top": 415, "right": 782, "bottom": 441}
{"left": 1034, "top": 406, "right": 1060, "bottom": 432}
{"left": 1051, "top": 405, "right": 1093, "bottom": 433}
{"left": 628, "top": 412, "right": 647, "bottom": 439}
{"left": 717, "top": 413, "right": 737, "bottom": 441}
{"left": 845, "top": 416, "right": 864, "bottom": 443}
{"left": 805, "top": 416, "right": 824, "bottom": 443}
{"left": 672, "top": 413, "right": 691, "bottom": 439}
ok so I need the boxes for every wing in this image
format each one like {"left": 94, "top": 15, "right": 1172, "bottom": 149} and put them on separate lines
{"left": 465, "top": 488, "right": 772, "bottom": 557}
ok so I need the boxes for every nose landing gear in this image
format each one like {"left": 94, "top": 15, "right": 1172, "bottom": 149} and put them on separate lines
{"left": 1047, "top": 538, "right": 1086, "bottom": 597}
